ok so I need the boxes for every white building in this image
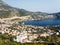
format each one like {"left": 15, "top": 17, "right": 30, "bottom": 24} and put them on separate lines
{"left": 40, "top": 32, "right": 49, "bottom": 37}
{"left": 14, "top": 31, "right": 28, "bottom": 43}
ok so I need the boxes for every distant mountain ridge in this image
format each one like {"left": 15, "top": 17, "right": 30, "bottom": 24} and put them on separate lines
{"left": 49, "top": 12, "right": 60, "bottom": 19}
{"left": 0, "top": 0, "right": 55, "bottom": 19}
{"left": 51, "top": 12, "right": 60, "bottom": 15}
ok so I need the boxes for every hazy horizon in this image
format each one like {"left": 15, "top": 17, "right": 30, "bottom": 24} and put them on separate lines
{"left": 3, "top": 0, "right": 60, "bottom": 13}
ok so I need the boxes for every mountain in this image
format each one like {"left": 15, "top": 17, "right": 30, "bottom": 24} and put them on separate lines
{"left": 49, "top": 12, "right": 60, "bottom": 19}
{"left": 51, "top": 12, "right": 60, "bottom": 15}
{"left": 0, "top": 0, "right": 22, "bottom": 18}
{"left": 0, "top": 0, "right": 53, "bottom": 20}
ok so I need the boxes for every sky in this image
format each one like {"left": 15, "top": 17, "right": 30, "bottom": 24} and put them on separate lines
{"left": 3, "top": 0, "right": 60, "bottom": 13}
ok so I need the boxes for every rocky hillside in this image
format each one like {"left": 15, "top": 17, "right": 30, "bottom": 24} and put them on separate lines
{"left": 0, "top": 0, "right": 19, "bottom": 18}
{"left": 0, "top": 0, "right": 54, "bottom": 20}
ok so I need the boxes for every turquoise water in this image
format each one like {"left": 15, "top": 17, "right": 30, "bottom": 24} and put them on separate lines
{"left": 24, "top": 18, "right": 60, "bottom": 26}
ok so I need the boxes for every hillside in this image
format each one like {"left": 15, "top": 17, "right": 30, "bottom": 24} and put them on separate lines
{"left": 0, "top": 0, "right": 54, "bottom": 20}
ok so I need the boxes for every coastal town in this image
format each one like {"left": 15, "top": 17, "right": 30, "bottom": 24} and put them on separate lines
{"left": 0, "top": 0, "right": 60, "bottom": 45}
{"left": 0, "top": 18, "right": 60, "bottom": 43}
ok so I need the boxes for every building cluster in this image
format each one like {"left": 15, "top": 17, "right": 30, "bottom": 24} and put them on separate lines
{"left": 0, "top": 20, "right": 60, "bottom": 43}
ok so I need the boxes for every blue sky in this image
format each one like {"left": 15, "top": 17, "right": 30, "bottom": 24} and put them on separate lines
{"left": 3, "top": 0, "right": 60, "bottom": 13}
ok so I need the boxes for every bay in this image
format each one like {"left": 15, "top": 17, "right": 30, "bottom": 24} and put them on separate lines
{"left": 24, "top": 18, "right": 60, "bottom": 26}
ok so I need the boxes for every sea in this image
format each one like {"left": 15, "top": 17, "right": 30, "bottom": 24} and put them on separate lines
{"left": 24, "top": 18, "right": 60, "bottom": 26}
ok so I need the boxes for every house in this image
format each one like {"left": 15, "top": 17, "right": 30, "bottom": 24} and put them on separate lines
{"left": 40, "top": 32, "right": 49, "bottom": 37}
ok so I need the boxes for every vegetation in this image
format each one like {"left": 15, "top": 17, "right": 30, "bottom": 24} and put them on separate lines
{"left": 0, "top": 33, "right": 21, "bottom": 45}
{"left": 0, "top": 33, "right": 60, "bottom": 45}
{"left": 0, "top": 11, "right": 11, "bottom": 18}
